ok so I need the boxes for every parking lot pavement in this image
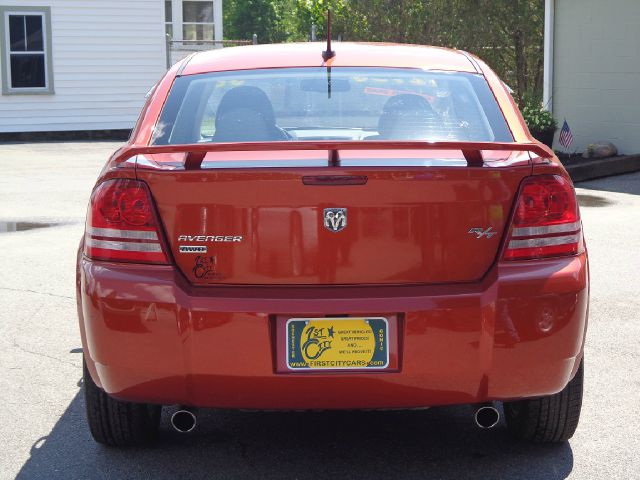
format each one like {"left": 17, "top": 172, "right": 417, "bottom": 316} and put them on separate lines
{"left": 0, "top": 142, "right": 638, "bottom": 480}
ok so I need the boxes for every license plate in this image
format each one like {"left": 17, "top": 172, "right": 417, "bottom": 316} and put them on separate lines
{"left": 286, "top": 317, "right": 389, "bottom": 370}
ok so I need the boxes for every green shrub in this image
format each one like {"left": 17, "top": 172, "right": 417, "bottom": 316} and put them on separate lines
{"left": 521, "top": 100, "right": 557, "bottom": 132}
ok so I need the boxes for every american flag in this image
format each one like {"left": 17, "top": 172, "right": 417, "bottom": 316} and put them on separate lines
{"left": 559, "top": 120, "right": 573, "bottom": 148}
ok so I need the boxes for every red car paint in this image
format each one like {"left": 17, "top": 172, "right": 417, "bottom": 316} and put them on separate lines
{"left": 77, "top": 43, "right": 588, "bottom": 410}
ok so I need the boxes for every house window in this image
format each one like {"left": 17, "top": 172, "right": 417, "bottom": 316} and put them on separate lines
{"left": 182, "top": 1, "right": 214, "bottom": 41}
{"left": 1, "top": 6, "right": 53, "bottom": 94}
{"left": 164, "top": 1, "right": 173, "bottom": 38}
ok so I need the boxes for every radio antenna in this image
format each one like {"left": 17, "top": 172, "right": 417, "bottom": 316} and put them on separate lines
{"left": 321, "top": 9, "right": 335, "bottom": 62}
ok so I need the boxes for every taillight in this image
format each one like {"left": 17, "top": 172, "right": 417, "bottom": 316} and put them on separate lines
{"left": 84, "top": 179, "right": 169, "bottom": 264}
{"left": 503, "top": 175, "right": 583, "bottom": 261}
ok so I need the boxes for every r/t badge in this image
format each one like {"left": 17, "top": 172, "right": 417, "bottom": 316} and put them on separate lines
{"left": 468, "top": 227, "right": 497, "bottom": 239}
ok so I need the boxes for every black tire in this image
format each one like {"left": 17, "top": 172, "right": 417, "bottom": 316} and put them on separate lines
{"left": 83, "top": 358, "right": 161, "bottom": 447}
{"left": 504, "top": 360, "right": 584, "bottom": 443}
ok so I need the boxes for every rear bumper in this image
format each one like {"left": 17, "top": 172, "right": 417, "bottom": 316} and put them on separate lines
{"left": 78, "top": 254, "right": 588, "bottom": 409}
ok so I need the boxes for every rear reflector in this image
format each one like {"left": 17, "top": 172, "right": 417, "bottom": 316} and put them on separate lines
{"left": 503, "top": 175, "right": 583, "bottom": 260}
{"left": 84, "top": 179, "right": 168, "bottom": 264}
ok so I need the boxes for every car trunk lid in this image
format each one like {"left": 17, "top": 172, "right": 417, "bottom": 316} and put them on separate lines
{"left": 128, "top": 142, "right": 542, "bottom": 286}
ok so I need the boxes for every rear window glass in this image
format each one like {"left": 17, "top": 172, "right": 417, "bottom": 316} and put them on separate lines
{"left": 151, "top": 67, "right": 513, "bottom": 145}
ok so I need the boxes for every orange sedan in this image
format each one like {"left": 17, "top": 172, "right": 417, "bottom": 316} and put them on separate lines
{"left": 77, "top": 43, "right": 587, "bottom": 446}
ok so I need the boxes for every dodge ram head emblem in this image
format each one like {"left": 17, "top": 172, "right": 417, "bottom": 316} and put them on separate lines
{"left": 324, "top": 208, "right": 347, "bottom": 232}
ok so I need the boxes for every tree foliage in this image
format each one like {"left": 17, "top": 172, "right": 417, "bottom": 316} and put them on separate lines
{"left": 224, "top": 0, "right": 282, "bottom": 43}
{"left": 223, "top": 0, "right": 545, "bottom": 101}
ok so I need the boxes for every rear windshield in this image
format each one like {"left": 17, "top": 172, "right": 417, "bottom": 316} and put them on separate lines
{"left": 151, "top": 67, "right": 513, "bottom": 145}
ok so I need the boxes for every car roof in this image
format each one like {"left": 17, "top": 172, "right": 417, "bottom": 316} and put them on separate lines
{"left": 181, "top": 42, "right": 479, "bottom": 76}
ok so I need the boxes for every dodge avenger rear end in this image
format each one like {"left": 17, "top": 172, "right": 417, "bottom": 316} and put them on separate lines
{"left": 76, "top": 42, "right": 588, "bottom": 447}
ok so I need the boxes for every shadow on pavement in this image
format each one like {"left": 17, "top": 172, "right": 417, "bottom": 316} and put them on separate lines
{"left": 576, "top": 172, "right": 640, "bottom": 196}
{"left": 16, "top": 383, "right": 574, "bottom": 480}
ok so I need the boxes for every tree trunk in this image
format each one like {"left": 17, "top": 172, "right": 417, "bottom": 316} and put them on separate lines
{"left": 513, "top": 28, "right": 526, "bottom": 105}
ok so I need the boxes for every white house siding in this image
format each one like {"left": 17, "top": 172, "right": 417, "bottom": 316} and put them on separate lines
{"left": 553, "top": 0, "right": 640, "bottom": 153}
{"left": 0, "top": 0, "right": 166, "bottom": 133}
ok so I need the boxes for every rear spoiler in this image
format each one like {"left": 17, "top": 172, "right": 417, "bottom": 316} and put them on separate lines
{"left": 115, "top": 140, "right": 553, "bottom": 170}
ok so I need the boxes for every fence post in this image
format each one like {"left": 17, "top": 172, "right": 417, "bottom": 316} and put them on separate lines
{"left": 252, "top": 33, "right": 258, "bottom": 45}
{"left": 311, "top": 24, "right": 317, "bottom": 41}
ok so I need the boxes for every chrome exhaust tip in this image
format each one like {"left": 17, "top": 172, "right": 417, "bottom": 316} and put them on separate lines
{"left": 474, "top": 405, "right": 500, "bottom": 429}
{"left": 171, "top": 409, "right": 196, "bottom": 433}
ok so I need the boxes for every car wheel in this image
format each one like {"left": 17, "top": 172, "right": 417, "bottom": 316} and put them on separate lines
{"left": 504, "top": 359, "right": 583, "bottom": 443}
{"left": 83, "top": 358, "right": 161, "bottom": 447}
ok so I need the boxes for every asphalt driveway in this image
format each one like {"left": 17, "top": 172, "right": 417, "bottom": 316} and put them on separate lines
{"left": 0, "top": 142, "right": 638, "bottom": 479}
